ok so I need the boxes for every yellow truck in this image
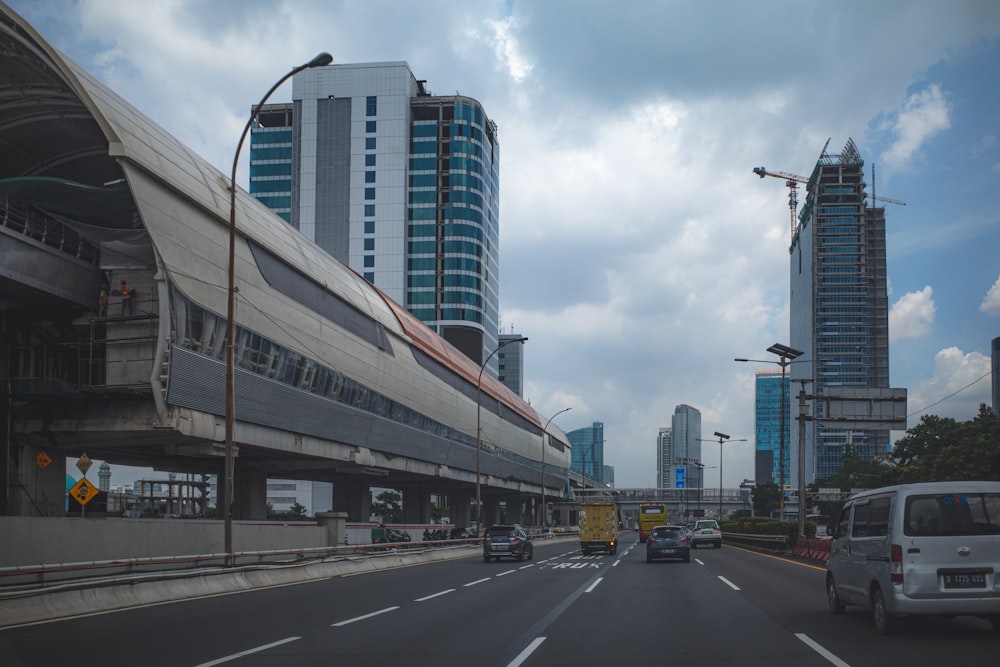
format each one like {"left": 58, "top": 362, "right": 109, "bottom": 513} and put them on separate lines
{"left": 579, "top": 501, "right": 618, "bottom": 555}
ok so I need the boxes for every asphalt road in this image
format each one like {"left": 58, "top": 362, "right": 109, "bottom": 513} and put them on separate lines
{"left": 1, "top": 534, "right": 997, "bottom": 666}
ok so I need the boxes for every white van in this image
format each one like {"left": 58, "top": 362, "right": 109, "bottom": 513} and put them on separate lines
{"left": 826, "top": 481, "right": 1000, "bottom": 635}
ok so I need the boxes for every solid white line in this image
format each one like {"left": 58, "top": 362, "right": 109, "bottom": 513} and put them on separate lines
{"left": 795, "top": 633, "right": 852, "bottom": 667}
{"left": 612, "top": 559, "right": 621, "bottom": 567}
{"left": 414, "top": 589, "right": 455, "bottom": 602}
{"left": 331, "top": 606, "right": 399, "bottom": 627}
{"left": 497, "top": 569, "right": 518, "bottom": 577}
{"left": 585, "top": 577, "right": 604, "bottom": 593}
{"left": 508, "top": 637, "right": 546, "bottom": 667}
{"left": 464, "top": 577, "right": 491, "bottom": 587}
{"left": 193, "top": 637, "right": 300, "bottom": 666}
{"left": 718, "top": 576, "right": 741, "bottom": 591}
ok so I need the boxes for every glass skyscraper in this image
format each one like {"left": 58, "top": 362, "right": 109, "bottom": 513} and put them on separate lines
{"left": 569, "top": 422, "right": 605, "bottom": 483}
{"left": 250, "top": 62, "right": 501, "bottom": 370}
{"left": 754, "top": 369, "right": 790, "bottom": 487}
{"left": 789, "top": 138, "right": 891, "bottom": 482}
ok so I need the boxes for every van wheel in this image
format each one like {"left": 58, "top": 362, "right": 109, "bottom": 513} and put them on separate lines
{"left": 872, "top": 587, "right": 895, "bottom": 635}
{"left": 826, "top": 575, "right": 845, "bottom": 614}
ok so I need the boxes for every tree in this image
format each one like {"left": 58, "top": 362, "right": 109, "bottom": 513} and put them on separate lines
{"left": 751, "top": 482, "right": 782, "bottom": 517}
{"left": 289, "top": 502, "right": 307, "bottom": 518}
{"left": 890, "top": 405, "right": 1000, "bottom": 482}
{"left": 371, "top": 490, "right": 402, "bottom": 523}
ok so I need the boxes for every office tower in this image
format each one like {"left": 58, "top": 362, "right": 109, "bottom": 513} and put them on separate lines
{"left": 789, "top": 138, "right": 891, "bottom": 482}
{"left": 568, "top": 422, "right": 604, "bottom": 483}
{"left": 672, "top": 404, "right": 703, "bottom": 489}
{"left": 992, "top": 336, "right": 999, "bottom": 419}
{"left": 656, "top": 427, "right": 672, "bottom": 488}
{"left": 497, "top": 332, "right": 526, "bottom": 397}
{"left": 754, "top": 368, "right": 789, "bottom": 486}
{"left": 250, "top": 62, "right": 501, "bottom": 369}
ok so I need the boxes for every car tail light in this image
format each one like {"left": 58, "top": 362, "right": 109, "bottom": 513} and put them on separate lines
{"left": 890, "top": 544, "right": 903, "bottom": 584}
{"left": 680, "top": 536, "right": 689, "bottom": 544}
{"left": 509, "top": 535, "right": 519, "bottom": 542}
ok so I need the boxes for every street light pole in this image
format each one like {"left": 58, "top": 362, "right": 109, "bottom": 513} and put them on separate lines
{"left": 540, "top": 407, "right": 572, "bottom": 531}
{"left": 699, "top": 432, "right": 746, "bottom": 520}
{"left": 225, "top": 51, "right": 332, "bottom": 555}
{"left": 476, "top": 336, "right": 527, "bottom": 532}
{"left": 735, "top": 343, "right": 803, "bottom": 520}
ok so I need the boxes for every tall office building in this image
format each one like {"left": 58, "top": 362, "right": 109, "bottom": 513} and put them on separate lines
{"left": 497, "top": 332, "right": 526, "bottom": 397}
{"left": 671, "top": 404, "right": 703, "bottom": 490}
{"left": 790, "top": 138, "right": 891, "bottom": 482}
{"left": 250, "top": 62, "right": 501, "bottom": 370}
{"left": 568, "top": 422, "right": 605, "bottom": 483}
{"left": 754, "top": 368, "right": 790, "bottom": 486}
{"left": 656, "top": 427, "right": 672, "bottom": 488}
{"left": 992, "top": 336, "right": 999, "bottom": 419}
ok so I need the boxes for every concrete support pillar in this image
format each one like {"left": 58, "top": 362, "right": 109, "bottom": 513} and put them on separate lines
{"left": 316, "top": 511, "right": 349, "bottom": 547}
{"left": 401, "top": 485, "right": 432, "bottom": 524}
{"left": 483, "top": 496, "right": 500, "bottom": 526}
{"left": 17, "top": 443, "right": 68, "bottom": 517}
{"left": 233, "top": 462, "right": 267, "bottom": 520}
{"left": 451, "top": 494, "right": 471, "bottom": 528}
{"left": 334, "top": 480, "right": 371, "bottom": 522}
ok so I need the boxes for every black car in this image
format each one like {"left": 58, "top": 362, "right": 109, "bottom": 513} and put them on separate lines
{"left": 483, "top": 524, "right": 533, "bottom": 562}
{"left": 646, "top": 524, "right": 691, "bottom": 563}
{"left": 449, "top": 527, "right": 478, "bottom": 540}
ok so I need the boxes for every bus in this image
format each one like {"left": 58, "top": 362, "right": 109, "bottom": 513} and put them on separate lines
{"left": 637, "top": 502, "right": 668, "bottom": 542}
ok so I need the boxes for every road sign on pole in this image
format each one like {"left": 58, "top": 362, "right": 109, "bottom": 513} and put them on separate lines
{"left": 69, "top": 477, "right": 97, "bottom": 506}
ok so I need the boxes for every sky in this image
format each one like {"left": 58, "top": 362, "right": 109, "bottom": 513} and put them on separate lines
{"left": 10, "top": 0, "right": 998, "bottom": 491}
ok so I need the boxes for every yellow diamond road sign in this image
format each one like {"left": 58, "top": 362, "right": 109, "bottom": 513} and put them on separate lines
{"left": 76, "top": 453, "right": 92, "bottom": 475}
{"left": 35, "top": 451, "right": 52, "bottom": 469}
{"left": 69, "top": 477, "right": 97, "bottom": 506}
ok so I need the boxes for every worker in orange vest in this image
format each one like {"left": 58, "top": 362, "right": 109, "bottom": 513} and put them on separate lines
{"left": 120, "top": 280, "right": 132, "bottom": 315}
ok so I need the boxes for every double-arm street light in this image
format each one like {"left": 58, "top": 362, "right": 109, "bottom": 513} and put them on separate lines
{"left": 475, "top": 336, "right": 527, "bottom": 531}
{"left": 540, "top": 407, "right": 572, "bottom": 531}
{"left": 735, "top": 343, "right": 804, "bottom": 522}
{"left": 225, "top": 52, "right": 333, "bottom": 554}
{"left": 698, "top": 431, "right": 746, "bottom": 520}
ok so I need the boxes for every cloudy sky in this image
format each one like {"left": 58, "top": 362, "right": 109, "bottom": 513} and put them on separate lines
{"left": 11, "top": 0, "right": 998, "bottom": 490}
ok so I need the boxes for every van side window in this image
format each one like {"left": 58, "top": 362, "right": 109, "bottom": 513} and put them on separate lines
{"left": 852, "top": 501, "right": 871, "bottom": 537}
{"left": 868, "top": 497, "right": 891, "bottom": 537}
{"left": 836, "top": 505, "right": 851, "bottom": 538}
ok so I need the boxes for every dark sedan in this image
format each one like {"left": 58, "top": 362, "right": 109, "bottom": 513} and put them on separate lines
{"left": 646, "top": 524, "right": 691, "bottom": 563}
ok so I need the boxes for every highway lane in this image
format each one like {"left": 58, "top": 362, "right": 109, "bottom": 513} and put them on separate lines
{"left": 2, "top": 534, "right": 998, "bottom": 666}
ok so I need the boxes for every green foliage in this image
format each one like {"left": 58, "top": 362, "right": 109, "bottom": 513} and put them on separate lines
{"left": 371, "top": 490, "right": 402, "bottom": 523}
{"left": 750, "top": 482, "right": 782, "bottom": 517}
{"left": 289, "top": 502, "right": 307, "bottom": 518}
{"left": 722, "top": 516, "right": 803, "bottom": 541}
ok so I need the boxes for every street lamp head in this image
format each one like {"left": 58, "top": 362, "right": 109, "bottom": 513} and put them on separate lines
{"left": 714, "top": 431, "right": 730, "bottom": 440}
{"left": 308, "top": 52, "right": 334, "bottom": 68}
{"left": 767, "top": 343, "right": 803, "bottom": 360}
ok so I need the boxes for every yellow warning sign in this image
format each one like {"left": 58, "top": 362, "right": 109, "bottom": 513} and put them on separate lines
{"left": 35, "top": 451, "right": 52, "bottom": 469}
{"left": 76, "top": 453, "right": 93, "bottom": 476}
{"left": 69, "top": 477, "right": 98, "bottom": 506}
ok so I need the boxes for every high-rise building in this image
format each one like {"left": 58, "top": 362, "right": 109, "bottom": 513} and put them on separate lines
{"left": 497, "top": 332, "right": 526, "bottom": 397}
{"left": 568, "top": 422, "right": 605, "bottom": 483}
{"left": 754, "top": 368, "right": 790, "bottom": 486}
{"left": 656, "top": 427, "right": 672, "bottom": 488}
{"left": 992, "top": 336, "right": 999, "bottom": 419}
{"left": 671, "top": 404, "right": 703, "bottom": 490}
{"left": 790, "top": 138, "right": 891, "bottom": 482}
{"left": 250, "top": 62, "right": 501, "bottom": 370}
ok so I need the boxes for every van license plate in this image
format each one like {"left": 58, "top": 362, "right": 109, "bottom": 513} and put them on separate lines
{"left": 943, "top": 573, "right": 986, "bottom": 588}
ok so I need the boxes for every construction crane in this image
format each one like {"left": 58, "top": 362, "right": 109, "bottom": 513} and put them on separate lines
{"left": 753, "top": 164, "right": 905, "bottom": 241}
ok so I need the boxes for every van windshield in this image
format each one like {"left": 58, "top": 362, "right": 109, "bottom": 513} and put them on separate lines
{"left": 904, "top": 492, "right": 1000, "bottom": 536}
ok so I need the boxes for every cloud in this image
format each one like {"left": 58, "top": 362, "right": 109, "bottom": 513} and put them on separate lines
{"left": 905, "top": 347, "right": 992, "bottom": 423}
{"left": 881, "top": 84, "right": 951, "bottom": 170}
{"left": 981, "top": 275, "right": 1000, "bottom": 316}
{"left": 889, "top": 286, "right": 936, "bottom": 342}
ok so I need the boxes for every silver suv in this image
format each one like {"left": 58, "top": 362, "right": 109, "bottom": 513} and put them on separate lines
{"left": 690, "top": 519, "right": 722, "bottom": 549}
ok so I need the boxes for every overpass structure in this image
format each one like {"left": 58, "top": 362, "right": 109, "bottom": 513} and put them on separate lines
{"left": 0, "top": 3, "right": 574, "bottom": 531}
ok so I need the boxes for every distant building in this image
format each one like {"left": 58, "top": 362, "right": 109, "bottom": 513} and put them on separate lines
{"left": 672, "top": 404, "right": 703, "bottom": 489}
{"left": 497, "top": 332, "right": 526, "bottom": 397}
{"left": 250, "top": 61, "right": 502, "bottom": 372}
{"left": 754, "top": 368, "right": 790, "bottom": 486}
{"left": 568, "top": 422, "right": 605, "bottom": 483}
{"left": 266, "top": 479, "right": 334, "bottom": 516}
{"left": 992, "top": 336, "right": 999, "bottom": 418}
{"left": 656, "top": 427, "right": 672, "bottom": 488}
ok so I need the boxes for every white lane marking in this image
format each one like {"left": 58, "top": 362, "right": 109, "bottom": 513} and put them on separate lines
{"left": 519, "top": 564, "right": 535, "bottom": 570}
{"left": 464, "top": 577, "right": 491, "bottom": 587}
{"left": 331, "top": 606, "right": 399, "bottom": 627}
{"left": 795, "top": 633, "right": 852, "bottom": 667}
{"left": 497, "top": 569, "right": 518, "bottom": 577}
{"left": 718, "top": 576, "right": 741, "bottom": 591}
{"left": 414, "top": 589, "right": 455, "bottom": 602}
{"left": 612, "top": 559, "right": 621, "bottom": 567}
{"left": 507, "top": 636, "right": 546, "bottom": 667}
{"left": 694, "top": 558, "right": 705, "bottom": 565}
{"left": 193, "top": 637, "right": 301, "bottom": 666}
{"left": 585, "top": 577, "right": 604, "bottom": 593}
